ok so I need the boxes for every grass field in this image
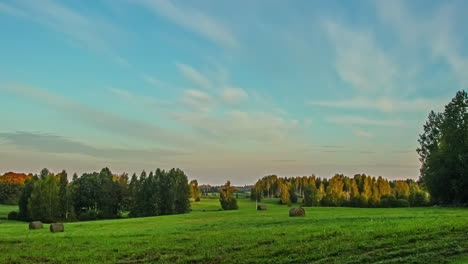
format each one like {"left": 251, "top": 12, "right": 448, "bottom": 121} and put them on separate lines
{"left": 1, "top": 199, "right": 467, "bottom": 264}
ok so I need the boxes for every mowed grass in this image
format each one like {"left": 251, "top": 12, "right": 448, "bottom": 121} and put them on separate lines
{"left": 0, "top": 199, "right": 467, "bottom": 264}
{"left": 0, "top": 204, "right": 17, "bottom": 219}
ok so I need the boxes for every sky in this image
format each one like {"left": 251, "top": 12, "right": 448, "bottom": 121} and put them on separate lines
{"left": 0, "top": 0, "right": 467, "bottom": 185}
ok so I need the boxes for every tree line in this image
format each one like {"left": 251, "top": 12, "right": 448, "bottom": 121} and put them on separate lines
{"left": 10, "top": 167, "right": 194, "bottom": 222}
{"left": 0, "top": 172, "right": 31, "bottom": 205}
{"left": 251, "top": 174, "right": 429, "bottom": 208}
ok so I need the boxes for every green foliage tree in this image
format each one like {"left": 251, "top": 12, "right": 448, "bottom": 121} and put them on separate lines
{"left": 28, "top": 174, "right": 60, "bottom": 223}
{"left": 289, "top": 184, "right": 298, "bottom": 203}
{"left": 189, "top": 179, "right": 201, "bottom": 202}
{"left": 250, "top": 181, "right": 262, "bottom": 202}
{"left": 58, "top": 170, "right": 69, "bottom": 220}
{"left": 418, "top": 90, "right": 467, "bottom": 204}
{"left": 18, "top": 175, "right": 37, "bottom": 221}
{"left": 279, "top": 181, "right": 290, "bottom": 205}
{"left": 173, "top": 169, "right": 191, "bottom": 214}
{"left": 219, "top": 181, "right": 238, "bottom": 210}
{"left": 303, "top": 184, "right": 319, "bottom": 206}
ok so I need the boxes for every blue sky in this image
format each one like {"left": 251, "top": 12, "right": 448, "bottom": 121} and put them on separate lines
{"left": 0, "top": 0, "right": 467, "bottom": 184}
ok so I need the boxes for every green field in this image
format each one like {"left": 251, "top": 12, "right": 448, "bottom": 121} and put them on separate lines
{"left": 1, "top": 199, "right": 467, "bottom": 264}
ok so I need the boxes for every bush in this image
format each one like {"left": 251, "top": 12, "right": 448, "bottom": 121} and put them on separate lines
{"left": 7, "top": 211, "right": 18, "bottom": 220}
{"left": 220, "top": 197, "right": 238, "bottom": 210}
{"left": 395, "top": 199, "right": 410, "bottom": 207}
{"left": 77, "top": 209, "right": 100, "bottom": 221}
{"left": 290, "top": 191, "right": 298, "bottom": 204}
{"left": 409, "top": 191, "right": 430, "bottom": 206}
{"left": 380, "top": 195, "right": 397, "bottom": 208}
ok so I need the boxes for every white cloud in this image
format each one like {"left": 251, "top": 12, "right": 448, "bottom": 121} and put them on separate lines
{"left": 351, "top": 128, "right": 373, "bottom": 138}
{"left": 107, "top": 87, "right": 169, "bottom": 109}
{"left": 0, "top": 131, "right": 185, "bottom": 160}
{"left": 141, "top": 74, "right": 164, "bottom": 87}
{"left": 172, "top": 110, "right": 303, "bottom": 146}
{"left": 327, "top": 115, "right": 404, "bottom": 127}
{"left": 182, "top": 89, "right": 215, "bottom": 112}
{"left": 221, "top": 86, "right": 248, "bottom": 105}
{"left": 0, "top": 83, "right": 194, "bottom": 148}
{"left": 135, "top": 0, "right": 238, "bottom": 48}
{"left": 1, "top": 0, "right": 125, "bottom": 62}
{"left": 0, "top": 2, "right": 27, "bottom": 17}
{"left": 375, "top": 0, "right": 468, "bottom": 86}
{"left": 322, "top": 20, "right": 397, "bottom": 94}
{"left": 308, "top": 97, "right": 447, "bottom": 113}
{"left": 176, "top": 63, "right": 211, "bottom": 90}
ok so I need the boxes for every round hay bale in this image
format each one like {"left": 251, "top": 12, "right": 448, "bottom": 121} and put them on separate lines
{"left": 29, "top": 221, "right": 43, "bottom": 229}
{"left": 289, "top": 207, "right": 305, "bottom": 217}
{"left": 50, "top": 223, "right": 64, "bottom": 233}
{"left": 257, "top": 204, "right": 267, "bottom": 211}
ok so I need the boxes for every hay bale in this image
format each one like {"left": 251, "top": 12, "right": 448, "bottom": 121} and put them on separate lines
{"left": 50, "top": 223, "right": 64, "bottom": 233}
{"left": 29, "top": 221, "right": 43, "bottom": 229}
{"left": 289, "top": 207, "right": 305, "bottom": 217}
{"left": 257, "top": 204, "right": 267, "bottom": 211}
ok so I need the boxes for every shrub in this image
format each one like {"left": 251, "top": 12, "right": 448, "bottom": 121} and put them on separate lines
{"left": 380, "top": 195, "right": 397, "bottom": 208}
{"left": 77, "top": 209, "right": 100, "bottom": 221}
{"left": 409, "top": 191, "right": 430, "bottom": 206}
{"left": 395, "top": 199, "right": 410, "bottom": 207}
{"left": 7, "top": 211, "right": 18, "bottom": 220}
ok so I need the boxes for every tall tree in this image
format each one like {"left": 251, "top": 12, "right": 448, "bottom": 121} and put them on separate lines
{"left": 418, "top": 90, "right": 467, "bottom": 204}
{"left": 279, "top": 181, "right": 290, "bottom": 205}
{"left": 58, "top": 170, "right": 69, "bottom": 220}
{"left": 189, "top": 179, "right": 201, "bottom": 202}
{"left": 219, "top": 181, "right": 238, "bottom": 210}
{"left": 174, "top": 169, "right": 190, "bottom": 214}
{"left": 28, "top": 174, "right": 59, "bottom": 222}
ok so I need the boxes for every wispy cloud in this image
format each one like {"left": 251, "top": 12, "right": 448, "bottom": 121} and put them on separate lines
{"left": 0, "top": 2, "right": 27, "bottom": 17}
{"left": 172, "top": 110, "right": 302, "bottom": 147}
{"left": 135, "top": 0, "right": 238, "bottom": 48}
{"left": 176, "top": 63, "right": 212, "bottom": 90}
{"left": 221, "top": 86, "right": 248, "bottom": 105}
{"left": 107, "top": 87, "right": 170, "bottom": 109}
{"left": 141, "top": 74, "right": 164, "bottom": 87}
{"left": 1, "top": 0, "right": 124, "bottom": 60}
{"left": 352, "top": 128, "right": 373, "bottom": 138}
{"left": 308, "top": 97, "right": 446, "bottom": 113}
{"left": 375, "top": 0, "right": 468, "bottom": 86}
{"left": 0, "top": 131, "right": 185, "bottom": 160}
{"left": 327, "top": 115, "right": 405, "bottom": 127}
{"left": 0, "top": 83, "right": 194, "bottom": 148}
{"left": 182, "top": 89, "right": 215, "bottom": 112}
{"left": 322, "top": 19, "right": 397, "bottom": 94}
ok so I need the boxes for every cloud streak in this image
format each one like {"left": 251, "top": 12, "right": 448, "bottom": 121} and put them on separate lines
{"left": 327, "top": 115, "right": 405, "bottom": 127}
{"left": 308, "top": 97, "right": 447, "bottom": 113}
{"left": 135, "top": 0, "right": 238, "bottom": 48}
{"left": 0, "top": 131, "right": 186, "bottom": 160}
{"left": 322, "top": 19, "right": 397, "bottom": 94}
{"left": 0, "top": 83, "right": 195, "bottom": 149}
{"left": 176, "top": 63, "right": 212, "bottom": 90}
